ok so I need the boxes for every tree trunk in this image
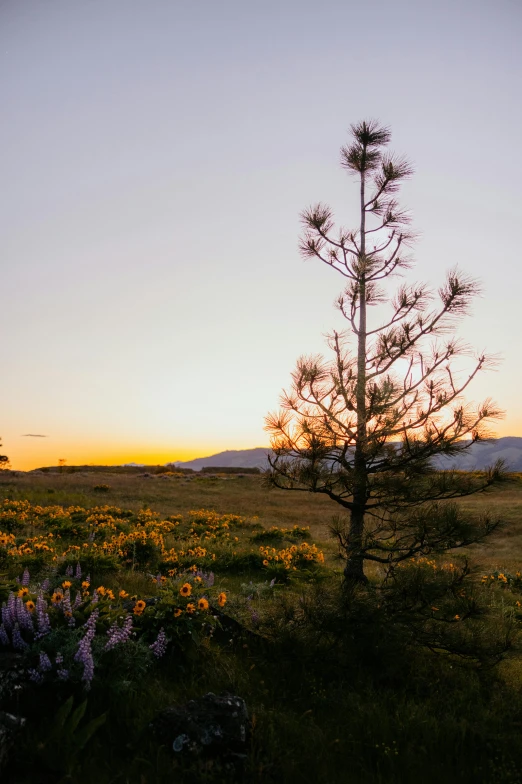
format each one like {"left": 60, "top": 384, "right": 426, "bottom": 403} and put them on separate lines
{"left": 345, "top": 158, "right": 368, "bottom": 583}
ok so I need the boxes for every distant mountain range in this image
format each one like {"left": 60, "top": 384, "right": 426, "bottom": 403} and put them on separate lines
{"left": 172, "top": 438, "right": 522, "bottom": 472}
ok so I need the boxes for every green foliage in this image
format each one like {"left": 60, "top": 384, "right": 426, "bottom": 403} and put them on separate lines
{"left": 33, "top": 696, "right": 106, "bottom": 777}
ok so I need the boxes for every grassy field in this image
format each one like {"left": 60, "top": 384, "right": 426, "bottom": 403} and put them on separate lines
{"left": 1, "top": 468, "right": 522, "bottom": 783}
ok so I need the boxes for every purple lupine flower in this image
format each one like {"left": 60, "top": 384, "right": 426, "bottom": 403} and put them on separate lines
{"left": 15, "top": 597, "right": 34, "bottom": 633}
{"left": 206, "top": 572, "right": 215, "bottom": 587}
{"left": 15, "top": 576, "right": 20, "bottom": 584}
{"left": 21, "top": 569, "right": 30, "bottom": 587}
{"left": 1, "top": 602, "right": 13, "bottom": 632}
{"left": 105, "top": 615, "right": 133, "bottom": 651}
{"left": 149, "top": 627, "right": 168, "bottom": 659}
{"left": 41, "top": 578, "right": 50, "bottom": 593}
{"left": 62, "top": 589, "right": 75, "bottom": 627}
{"left": 86, "top": 574, "right": 91, "bottom": 584}
{"left": 65, "top": 564, "right": 73, "bottom": 577}
{"left": 0, "top": 624, "right": 9, "bottom": 647}
{"left": 250, "top": 609, "right": 260, "bottom": 627}
{"left": 73, "top": 592, "right": 82, "bottom": 609}
{"left": 12, "top": 624, "right": 29, "bottom": 651}
{"left": 55, "top": 652, "right": 63, "bottom": 665}
{"left": 74, "top": 609, "right": 99, "bottom": 689}
{"left": 28, "top": 668, "right": 44, "bottom": 683}
{"left": 75, "top": 563, "right": 82, "bottom": 579}
{"left": 39, "top": 652, "right": 52, "bottom": 672}
{"left": 35, "top": 595, "right": 51, "bottom": 638}
{"left": 91, "top": 590, "right": 99, "bottom": 604}
{"left": 269, "top": 578, "right": 276, "bottom": 588}
{"left": 57, "top": 668, "right": 69, "bottom": 681}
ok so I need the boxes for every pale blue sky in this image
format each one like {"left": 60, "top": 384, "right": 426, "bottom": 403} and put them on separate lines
{"left": 1, "top": 0, "right": 521, "bottom": 468}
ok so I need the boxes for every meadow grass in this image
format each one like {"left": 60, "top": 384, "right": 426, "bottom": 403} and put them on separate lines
{"left": 2, "top": 470, "right": 522, "bottom": 783}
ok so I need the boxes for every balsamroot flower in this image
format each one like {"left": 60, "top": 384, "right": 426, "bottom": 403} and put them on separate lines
{"left": 174, "top": 608, "right": 182, "bottom": 618}
{"left": 180, "top": 583, "right": 192, "bottom": 597}
{"left": 217, "top": 592, "right": 227, "bottom": 608}
{"left": 186, "top": 603, "right": 195, "bottom": 614}
{"left": 197, "top": 598, "right": 209, "bottom": 611}
{"left": 133, "top": 600, "right": 146, "bottom": 615}
{"left": 25, "top": 600, "right": 35, "bottom": 613}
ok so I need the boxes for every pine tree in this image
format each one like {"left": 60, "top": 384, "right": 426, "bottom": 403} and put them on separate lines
{"left": 266, "top": 121, "right": 504, "bottom": 583}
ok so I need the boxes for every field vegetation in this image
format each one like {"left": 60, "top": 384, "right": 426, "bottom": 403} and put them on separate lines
{"left": 1, "top": 469, "right": 522, "bottom": 783}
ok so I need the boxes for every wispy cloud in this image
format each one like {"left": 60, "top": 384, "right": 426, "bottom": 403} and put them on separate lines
{"left": 22, "top": 434, "right": 48, "bottom": 438}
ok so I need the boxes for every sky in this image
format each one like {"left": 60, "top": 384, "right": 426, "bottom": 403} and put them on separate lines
{"left": 1, "top": 0, "right": 521, "bottom": 471}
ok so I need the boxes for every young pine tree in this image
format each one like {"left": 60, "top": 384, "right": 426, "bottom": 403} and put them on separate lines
{"left": 266, "top": 121, "right": 504, "bottom": 583}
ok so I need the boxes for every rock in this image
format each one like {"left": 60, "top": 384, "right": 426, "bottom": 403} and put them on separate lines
{"left": 150, "top": 692, "right": 249, "bottom": 762}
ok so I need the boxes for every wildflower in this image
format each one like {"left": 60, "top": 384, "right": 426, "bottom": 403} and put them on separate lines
{"left": 39, "top": 652, "right": 52, "bottom": 672}
{"left": 197, "top": 598, "right": 209, "bottom": 611}
{"left": 35, "top": 595, "right": 51, "bottom": 638}
{"left": 454, "top": 615, "right": 461, "bottom": 621}
{"left": 119, "top": 590, "right": 129, "bottom": 599}
{"left": 96, "top": 586, "right": 106, "bottom": 596}
{"left": 106, "top": 589, "right": 115, "bottom": 601}
{"left": 17, "top": 588, "right": 29, "bottom": 598}
{"left": 150, "top": 627, "right": 168, "bottom": 658}
{"left": 51, "top": 592, "right": 63, "bottom": 604}
{"left": 65, "top": 564, "right": 73, "bottom": 577}
{"left": 105, "top": 615, "right": 133, "bottom": 651}
{"left": 25, "top": 600, "right": 35, "bottom": 612}
{"left": 134, "top": 600, "right": 146, "bottom": 615}
{"left": 218, "top": 592, "right": 227, "bottom": 607}
{"left": 74, "top": 609, "right": 98, "bottom": 689}
{"left": 62, "top": 580, "right": 72, "bottom": 589}
{"left": 0, "top": 624, "right": 9, "bottom": 646}
{"left": 431, "top": 607, "right": 439, "bottom": 612}
{"left": 186, "top": 603, "right": 195, "bottom": 614}
{"left": 75, "top": 563, "right": 82, "bottom": 579}
{"left": 12, "top": 623, "right": 29, "bottom": 652}
{"left": 180, "top": 583, "right": 192, "bottom": 597}
{"left": 174, "top": 608, "right": 182, "bottom": 618}
{"left": 262, "top": 560, "right": 269, "bottom": 567}
{"left": 81, "top": 581, "right": 90, "bottom": 590}
{"left": 21, "top": 568, "right": 30, "bottom": 587}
